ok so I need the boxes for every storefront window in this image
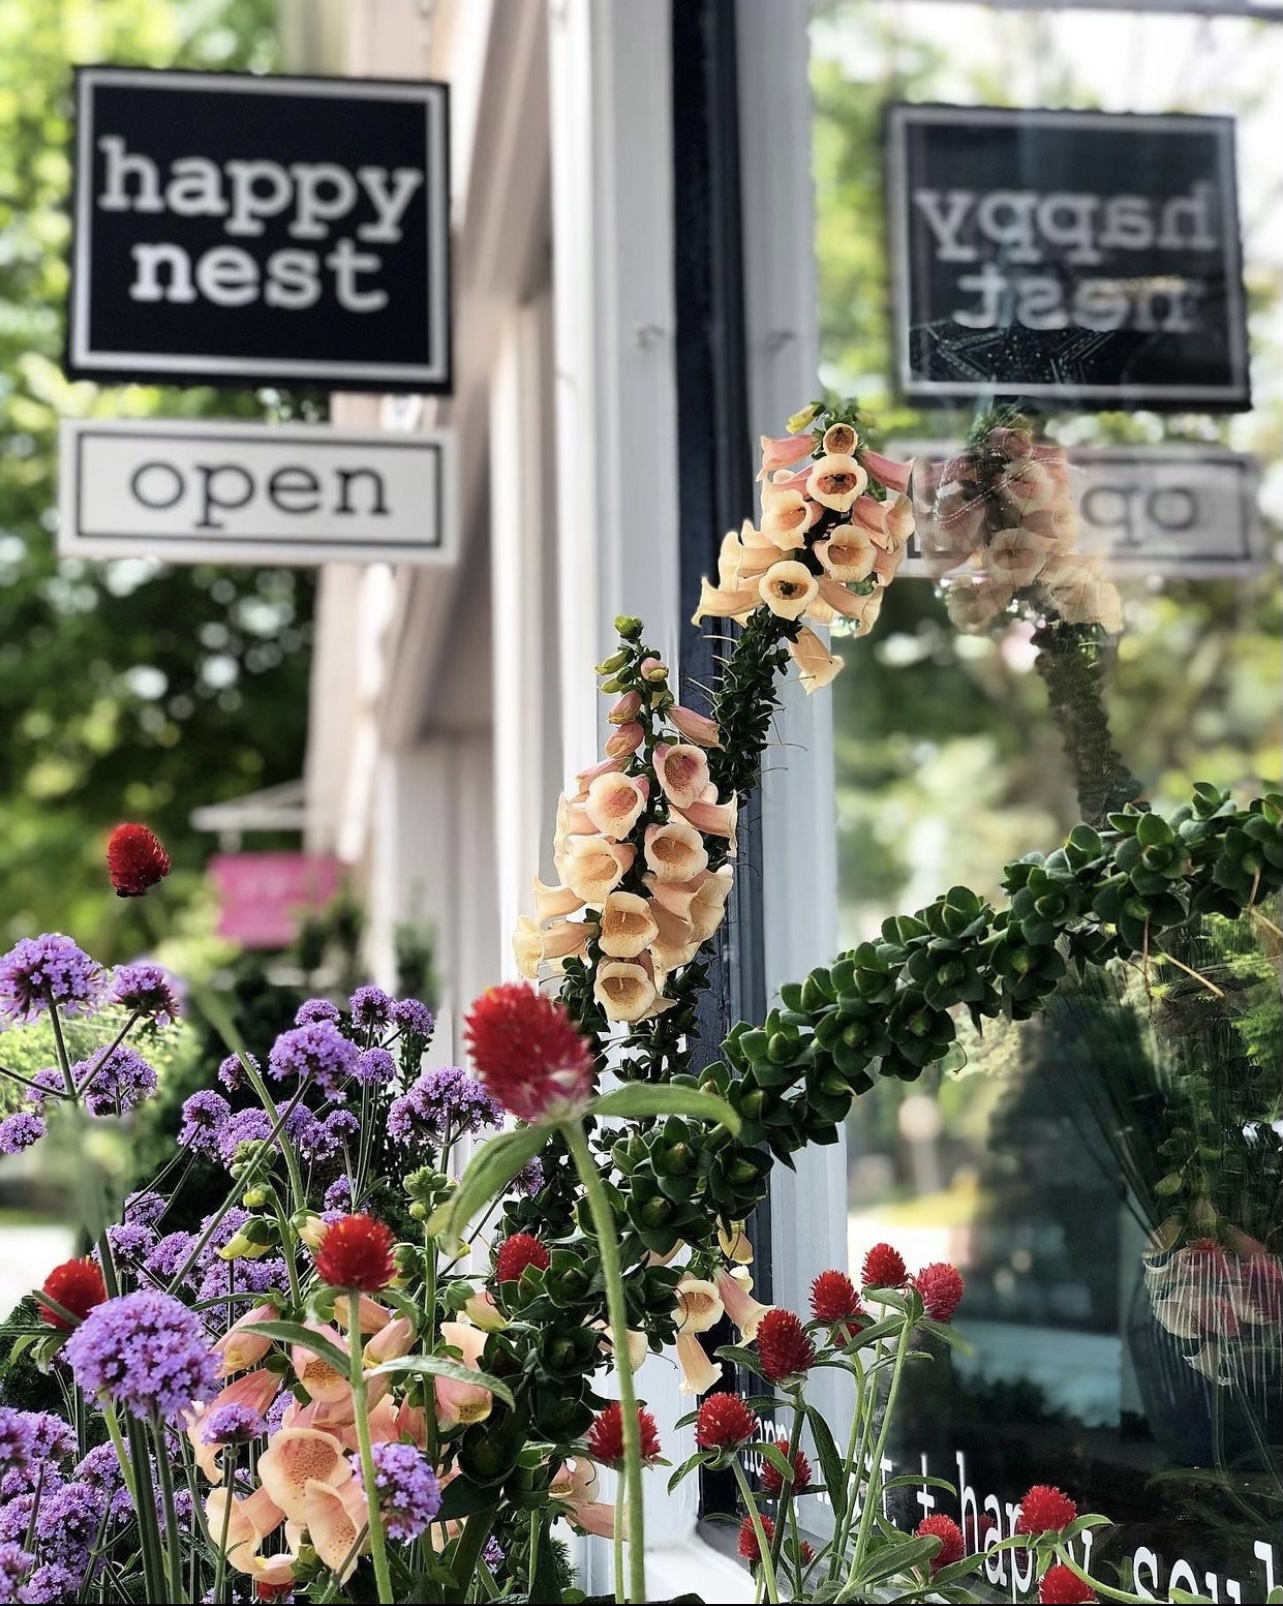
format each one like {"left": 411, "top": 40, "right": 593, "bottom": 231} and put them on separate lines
{"left": 815, "top": 2, "right": 1282, "bottom": 1594}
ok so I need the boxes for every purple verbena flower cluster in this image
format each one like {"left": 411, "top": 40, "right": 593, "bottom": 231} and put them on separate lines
{"left": 295, "top": 998, "right": 339, "bottom": 1025}
{"left": 200, "top": 1404, "right": 267, "bottom": 1445}
{"left": 109, "top": 963, "right": 181, "bottom": 1024}
{"left": 351, "top": 1442, "right": 441, "bottom": 1541}
{"left": 72, "top": 1045, "right": 157, "bottom": 1116}
{"left": 65, "top": 1290, "right": 218, "bottom": 1421}
{"left": 0, "top": 934, "right": 102, "bottom": 1023}
{"left": 217, "top": 1051, "right": 256, "bottom": 1092}
{"left": 387, "top": 1066, "right": 501, "bottom": 1146}
{"left": 268, "top": 1021, "right": 359, "bottom": 1097}
{"left": 0, "top": 1111, "right": 45, "bottom": 1156}
{"left": 349, "top": 985, "right": 393, "bottom": 1029}
{"left": 353, "top": 1046, "right": 396, "bottom": 1086}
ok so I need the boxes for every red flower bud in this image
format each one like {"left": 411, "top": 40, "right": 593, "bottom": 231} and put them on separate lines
{"left": 106, "top": 823, "right": 172, "bottom": 898}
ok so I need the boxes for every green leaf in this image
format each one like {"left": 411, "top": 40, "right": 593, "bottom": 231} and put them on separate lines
{"left": 805, "top": 1403, "right": 847, "bottom": 1524}
{"left": 589, "top": 1085, "right": 741, "bottom": 1133}
{"left": 427, "top": 1125, "right": 550, "bottom": 1237}
{"left": 245, "top": 1319, "right": 351, "bottom": 1381}
{"left": 667, "top": 1450, "right": 712, "bottom": 1492}
{"left": 755, "top": 1441, "right": 797, "bottom": 1484}
{"left": 436, "top": 1473, "right": 496, "bottom": 1522}
{"left": 847, "top": 1534, "right": 940, "bottom": 1588}
{"left": 365, "top": 1353, "right": 515, "bottom": 1410}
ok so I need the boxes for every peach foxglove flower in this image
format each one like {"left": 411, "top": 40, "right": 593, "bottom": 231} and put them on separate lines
{"left": 884, "top": 491, "right": 916, "bottom": 546}
{"left": 676, "top": 1276, "right": 724, "bottom": 1334}
{"left": 758, "top": 431, "right": 815, "bottom": 480}
{"left": 462, "top": 1287, "right": 509, "bottom": 1332}
{"left": 187, "top": 1368, "right": 282, "bottom": 1481}
{"left": 206, "top": 1485, "right": 285, "bottom": 1563}
{"left": 858, "top": 446, "right": 912, "bottom": 494}
{"left": 395, "top": 1399, "right": 431, "bottom": 1447}
{"left": 814, "top": 527, "right": 876, "bottom": 583}
{"left": 436, "top": 1321, "right": 493, "bottom": 1426}
{"left": 649, "top": 900, "right": 699, "bottom": 973}
{"left": 599, "top": 891, "right": 660, "bottom": 959}
{"left": 595, "top": 960, "right": 659, "bottom": 1023}
{"left": 676, "top": 1331, "right": 722, "bottom": 1395}
{"left": 211, "top": 1301, "right": 279, "bottom": 1377}
{"left": 655, "top": 743, "right": 711, "bottom": 811}
{"left": 234, "top": 1543, "right": 304, "bottom": 1588}
{"left": 306, "top": 1478, "right": 368, "bottom": 1582}
{"left": 873, "top": 541, "right": 906, "bottom": 583}
{"left": 760, "top": 561, "right": 819, "bottom": 621}
{"left": 532, "top": 875, "right": 584, "bottom": 923}
{"left": 550, "top": 1459, "right": 619, "bottom": 1539}
{"left": 561, "top": 836, "right": 634, "bottom": 905}
{"left": 667, "top": 704, "right": 723, "bottom": 748}
{"left": 607, "top": 691, "right": 642, "bottom": 724}
{"left": 1023, "top": 498, "right": 1080, "bottom": 548}
{"left": 999, "top": 457, "right": 1054, "bottom": 514}
{"left": 640, "top": 656, "right": 668, "bottom": 682}
{"left": 599, "top": 1322, "right": 649, "bottom": 1372}
{"left": 678, "top": 795, "right": 738, "bottom": 852}
{"left": 688, "top": 864, "right": 734, "bottom": 941}
{"left": 718, "top": 1220, "right": 754, "bottom": 1264}
{"left": 514, "top": 915, "right": 592, "bottom": 979}
{"left": 717, "top": 1268, "right": 773, "bottom": 1341}
{"left": 760, "top": 487, "right": 813, "bottom": 551}
{"left": 807, "top": 452, "right": 868, "bottom": 512}
{"left": 363, "top": 1315, "right": 414, "bottom": 1368}
{"left": 604, "top": 722, "right": 645, "bottom": 759}
{"left": 719, "top": 521, "right": 780, "bottom": 585}
{"left": 987, "top": 527, "right": 1053, "bottom": 590}
{"left": 290, "top": 1325, "right": 349, "bottom": 1404}
{"left": 576, "top": 754, "right": 627, "bottom": 789}
{"left": 788, "top": 627, "right": 844, "bottom": 693}
{"left": 945, "top": 579, "right": 1013, "bottom": 633}
{"left": 258, "top": 1427, "right": 352, "bottom": 1522}
{"left": 643, "top": 820, "right": 708, "bottom": 884}
{"left": 692, "top": 576, "right": 759, "bottom": 625}
{"left": 822, "top": 421, "right": 858, "bottom": 456}
{"left": 331, "top": 1293, "right": 391, "bottom": 1334}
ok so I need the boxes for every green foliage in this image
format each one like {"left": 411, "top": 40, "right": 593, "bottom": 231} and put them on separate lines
{"left": 0, "top": 0, "right": 314, "bottom": 956}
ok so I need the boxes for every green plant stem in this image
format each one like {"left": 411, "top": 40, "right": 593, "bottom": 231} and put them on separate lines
{"left": 731, "top": 1457, "right": 780, "bottom": 1606}
{"left": 348, "top": 1305, "right": 395, "bottom": 1604}
{"left": 827, "top": 1347, "right": 871, "bottom": 1581}
{"left": 561, "top": 1119, "right": 645, "bottom": 1605}
{"left": 272, "top": 1198, "right": 302, "bottom": 1307}
{"left": 768, "top": 1389, "right": 804, "bottom": 1575}
{"left": 239, "top": 1056, "right": 308, "bottom": 1214}
{"left": 1057, "top": 1545, "right": 1154, "bottom": 1605}
{"left": 846, "top": 1322, "right": 913, "bottom": 1588}
{"left": 46, "top": 998, "right": 77, "bottom": 1097}
{"left": 151, "top": 1410, "right": 186, "bottom": 1602}
{"left": 211, "top": 1452, "right": 235, "bottom": 1606}
{"left": 73, "top": 1010, "right": 143, "bottom": 1100}
{"left": 448, "top": 1506, "right": 498, "bottom": 1598}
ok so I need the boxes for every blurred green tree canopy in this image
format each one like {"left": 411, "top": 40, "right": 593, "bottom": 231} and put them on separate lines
{"left": 0, "top": 0, "right": 316, "bottom": 957}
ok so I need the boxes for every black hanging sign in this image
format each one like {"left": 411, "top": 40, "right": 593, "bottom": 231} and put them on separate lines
{"left": 67, "top": 67, "right": 451, "bottom": 392}
{"left": 886, "top": 105, "right": 1249, "bottom": 411}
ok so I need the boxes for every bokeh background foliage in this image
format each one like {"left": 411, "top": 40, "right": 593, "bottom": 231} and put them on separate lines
{"left": 0, "top": 0, "right": 313, "bottom": 959}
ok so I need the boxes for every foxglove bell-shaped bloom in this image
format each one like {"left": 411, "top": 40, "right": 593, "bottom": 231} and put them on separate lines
{"left": 760, "top": 487, "right": 814, "bottom": 550}
{"left": 531, "top": 874, "right": 585, "bottom": 923}
{"left": 688, "top": 864, "right": 734, "bottom": 941}
{"left": 858, "top": 446, "right": 911, "bottom": 494}
{"left": 584, "top": 772, "right": 648, "bottom": 839}
{"left": 598, "top": 892, "right": 659, "bottom": 959}
{"left": 643, "top": 820, "right": 708, "bottom": 884}
{"left": 757, "top": 432, "right": 815, "bottom": 479}
{"left": 667, "top": 704, "right": 722, "bottom": 748}
{"left": 807, "top": 452, "right": 868, "bottom": 512}
{"left": 290, "top": 1325, "right": 350, "bottom": 1404}
{"left": 815, "top": 527, "right": 877, "bottom": 583}
{"left": 760, "top": 561, "right": 819, "bottom": 620}
{"left": 561, "top": 835, "right": 634, "bottom": 905}
{"left": 306, "top": 1477, "right": 368, "bottom": 1581}
{"left": 257, "top": 1427, "right": 352, "bottom": 1522}
{"left": 550, "top": 1459, "right": 619, "bottom": 1539}
{"left": 655, "top": 743, "right": 711, "bottom": 811}
{"left": 436, "top": 1321, "right": 493, "bottom": 1426}
{"left": 691, "top": 575, "right": 759, "bottom": 625}
{"left": 675, "top": 1277, "right": 724, "bottom": 1334}
{"left": 594, "top": 960, "right": 660, "bottom": 1023}
{"left": 678, "top": 795, "right": 737, "bottom": 852}
{"left": 717, "top": 1268, "right": 773, "bottom": 1341}
{"left": 676, "top": 1331, "right": 722, "bottom": 1395}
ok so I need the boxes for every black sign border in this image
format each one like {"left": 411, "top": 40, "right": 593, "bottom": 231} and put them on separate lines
{"left": 885, "top": 102, "right": 1251, "bottom": 413}
{"left": 66, "top": 65, "right": 453, "bottom": 395}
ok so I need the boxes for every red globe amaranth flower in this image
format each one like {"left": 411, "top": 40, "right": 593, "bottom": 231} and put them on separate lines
{"left": 464, "top": 982, "right": 596, "bottom": 1123}
{"left": 694, "top": 1392, "right": 758, "bottom": 1450}
{"left": 798, "top": 1540, "right": 815, "bottom": 1568}
{"left": 915, "top": 1261, "right": 965, "bottom": 1323}
{"left": 756, "top": 1308, "right": 816, "bottom": 1384}
{"left": 314, "top": 1214, "right": 397, "bottom": 1292}
{"left": 760, "top": 1439, "right": 811, "bottom": 1497}
{"left": 810, "top": 1269, "right": 862, "bottom": 1323}
{"left": 862, "top": 1242, "right": 908, "bottom": 1289}
{"left": 916, "top": 1513, "right": 965, "bottom": 1573}
{"left": 256, "top": 1586, "right": 295, "bottom": 1604}
{"left": 494, "top": 1234, "right": 551, "bottom": 1283}
{"left": 1017, "top": 1484, "right": 1079, "bottom": 1535}
{"left": 37, "top": 1257, "right": 108, "bottom": 1329}
{"left": 1039, "top": 1563, "right": 1098, "bottom": 1604}
{"left": 737, "top": 1512, "right": 775, "bottom": 1563}
{"left": 106, "top": 823, "right": 172, "bottom": 898}
{"left": 586, "top": 1402, "right": 662, "bottom": 1467}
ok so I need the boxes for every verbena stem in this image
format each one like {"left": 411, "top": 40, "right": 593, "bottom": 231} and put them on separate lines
{"left": 731, "top": 1456, "right": 780, "bottom": 1606}
{"left": 561, "top": 1119, "right": 644, "bottom": 1605}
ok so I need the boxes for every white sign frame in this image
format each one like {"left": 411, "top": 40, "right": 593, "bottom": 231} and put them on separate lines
{"left": 892, "top": 440, "right": 1264, "bottom": 579}
{"left": 67, "top": 68, "right": 452, "bottom": 392}
{"left": 58, "top": 418, "right": 456, "bottom": 567}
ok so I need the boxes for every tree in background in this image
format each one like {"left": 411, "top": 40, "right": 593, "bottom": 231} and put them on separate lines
{"left": 0, "top": 0, "right": 316, "bottom": 958}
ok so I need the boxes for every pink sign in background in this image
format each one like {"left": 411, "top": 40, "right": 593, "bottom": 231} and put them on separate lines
{"left": 209, "top": 853, "right": 342, "bottom": 949}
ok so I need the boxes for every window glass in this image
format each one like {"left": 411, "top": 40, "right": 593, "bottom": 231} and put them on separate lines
{"left": 814, "top": 4, "right": 1282, "bottom": 1595}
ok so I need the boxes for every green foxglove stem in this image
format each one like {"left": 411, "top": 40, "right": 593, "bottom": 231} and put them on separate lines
{"left": 846, "top": 1322, "right": 912, "bottom": 1588}
{"left": 212, "top": 1449, "right": 235, "bottom": 1606}
{"left": 271, "top": 1199, "right": 302, "bottom": 1307}
{"left": 422, "top": 1227, "right": 440, "bottom": 1468}
{"left": 768, "top": 1389, "right": 805, "bottom": 1575}
{"left": 731, "top": 1456, "right": 780, "bottom": 1606}
{"left": 560, "top": 1118, "right": 645, "bottom": 1605}
{"left": 151, "top": 1410, "right": 186, "bottom": 1602}
{"left": 348, "top": 1303, "right": 395, "bottom": 1604}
